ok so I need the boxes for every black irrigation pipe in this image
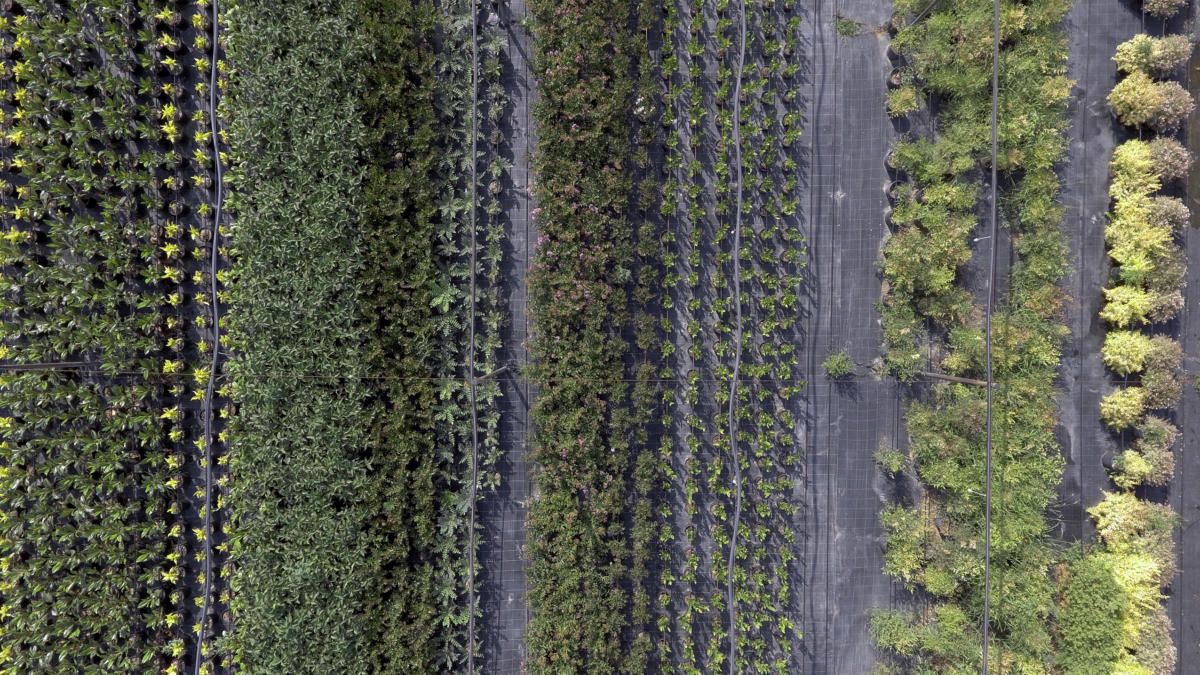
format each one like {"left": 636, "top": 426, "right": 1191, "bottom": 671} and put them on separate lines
{"left": 0, "top": 362, "right": 88, "bottom": 370}
{"left": 465, "top": 0, "right": 481, "bottom": 671}
{"left": 981, "top": 0, "right": 999, "bottom": 670}
{"left": 725, "top": 0, "right": 746, "bottom": 671}
{"left": 194, "top": 0, "right": 223, "bottom": 671}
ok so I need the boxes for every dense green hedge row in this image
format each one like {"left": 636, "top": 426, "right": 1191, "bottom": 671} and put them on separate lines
{"left": 874, "top": 0, "right": 1074, "bottom": 670}
{"left": 223, "top": 1, "right": 502, "bottom": 671}
{"left": 356, "top": 0, "right": 503, "bottom": 670}
{"left": 524, "top": 0, "right": 638, "bottom": 670}
{"left": 0, "top": 1, "right": 214, "bottom": 670}
{"left": 222, "top": 2, "right": 372, "bottom": 671}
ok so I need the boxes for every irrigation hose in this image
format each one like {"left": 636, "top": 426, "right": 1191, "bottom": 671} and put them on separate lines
{"left": 194, "top": 0, "right": 223, "bottom": 671}
{"left": 981, "top": 0, "right": 999, "bottom": 670}
{"left": 465, "top": 0, "right": 481, "bottom": 671}
{"left": 726, "top": 0, "right": 747, "bottom": 671}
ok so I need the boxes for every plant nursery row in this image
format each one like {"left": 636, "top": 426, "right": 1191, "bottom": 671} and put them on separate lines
{"left": 0, "top": 0, "right": 1196, "bottom": 673}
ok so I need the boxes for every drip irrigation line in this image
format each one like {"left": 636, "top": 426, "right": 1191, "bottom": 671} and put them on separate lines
{"left": 981, "top": 0, "right": 999, "bottom": 670}
{"left": 465, "top": 0, "right": 480, "bottom": 671}
{"left": 726, "top": 0, "right": 746, "bottom": 671}
{"left": 194, "top": 0, "right": 223, "bottom": 672}
{"left": 0, "top": 362, "right": 88, "bottom": 370}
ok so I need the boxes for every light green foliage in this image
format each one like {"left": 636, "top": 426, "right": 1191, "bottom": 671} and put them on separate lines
{"left": 1102, "top": 330, "right": 1154, "bottom": 376}
{"left": 874, "top": 446, "right": 908, "bottom": 476}
{"left": 1109, "top": 71, "right": 1164, "bottom": 127}
{"left": 1100, "top": 387, "right": 1147, "bottom": 430}
{"left": 1114, "top": 34, "right": 1193, "bottom": 77}
{"left": 887, "top": 85, "right": 922, "bottom": 117}
{"left": 1100, "top": 285, "right": 1153, "bottom": 328}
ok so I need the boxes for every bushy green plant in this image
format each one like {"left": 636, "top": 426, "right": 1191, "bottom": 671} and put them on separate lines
{"left": 1114, "top": 34, "right": 1193, "bottom": 77}
{"left": 835, "top": 14, "right": 859, "bottom": 38}
{"left": 1100, "top": 387, "right": 1147, "bottom": 430}
{"left": 868, "top": 608, "right": 920, "bottom": 656}
{"left": 1100, "top": 285, "right": 1154, "bottom": 327}
{"left": 887, "top": 85, "right": 921, "bottom": 117}
{"left": 1109, "top": 71, "right": 1195, "bottom": 132}
{"left": 1055, "top": 553, "right": 1128, "bottom": 672}
{"left": 822, "top": 348, "right": 854, "bottom": 378}
{"left": 1112, "top": 417, "right": 1176, "bottom": 489}
{"left": 874, "top": 446, "right": 908, "bottom": 475}
{"left": 1102, "top": 330, "right": 1153, "bottom": 376}
{"left": 1109, "top": 71, "right": 1161, "bottom": 127}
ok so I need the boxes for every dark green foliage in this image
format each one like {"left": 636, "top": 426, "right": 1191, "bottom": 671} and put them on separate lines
{"left": 222, "top": 2, "right": 371, "bottom": 671}
{"left": 524, "top": 0, "right": 638, "bottom": 670}
{"left": 355, "top": 1, "right": 446, "bottom": 670}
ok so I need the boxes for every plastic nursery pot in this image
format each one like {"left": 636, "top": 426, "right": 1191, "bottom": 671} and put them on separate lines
{"left": 884, "top": 148, "right": 907, "bottom": 180}
{"left": 886, "top": 180, "right": 905, "bottom": 202}
{"left": 886, "top": 43, "right": 902, "bottom": 62}
{"left": 888, "top": 67, "right": 910, "bottom": 89}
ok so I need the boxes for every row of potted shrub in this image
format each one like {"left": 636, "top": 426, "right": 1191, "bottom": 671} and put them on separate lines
{"left": 645, "top": 0, "right": 805, "bottom": 671}
{"left": 873, "top": 0, "right": 1077, "bottom": 669}
{"left": 1056, "top": 27, "right": 1196, "bottom": 674}
{"left": 0, "top": 1, "right": 221, "bottom": 671}
{"left": 523, "top": 0, "right": 641, "bottom": 670}
{"left": 222, "top": 0, "right": 507, "bottom": 672}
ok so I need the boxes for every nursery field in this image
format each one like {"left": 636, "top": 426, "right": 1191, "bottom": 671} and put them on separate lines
{"left": 2, "top": 0, "right": 1200, "bottom": 674}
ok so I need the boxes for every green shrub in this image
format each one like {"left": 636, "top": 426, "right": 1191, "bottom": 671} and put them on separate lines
{"left": 880, "top": 504, "right": 927, "bottom": 588}
{"left": 1109, "top": 71, "right": 1161, "bottom": 127}
{"left": 1100, "top": 285, "right": 1154, "bottom": 327}
{"left": 1110, "top": 139, "right": 1160, "bottom": 201}
{"left": 1102, "top": 330, "right": 1154, "bottom": 376}
{"left": 1055, "top": 554, "right": 1128, "bottom": 672}
{"left": 887, "top": 85, "right": 922, "bottom": 117}
{"left": 1109, "top": 72, "right": 1195, "bottom": 132}
{"left": 874, "top": 446, "right": 908, "bottom": 475}
{"left": 835, "top": 14, "right": 859, "bottom": 37}
{"left": 1112, "top": 417, "right": 1175, "bottom": 489}
{"left": 822, "top": 349, "right": 855, "bottom": 378}
{"left": 869, "top": 608, "right": 920, "bottom": 656}
{"left": 1114, "top": 34, "right": 1193, "bottom": 77}
{"left": 1090, "top": 491, "right": 1178, "bottom": 585}
{"left": 1100, "top": 387, "right": 1147, "bottom": 430}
